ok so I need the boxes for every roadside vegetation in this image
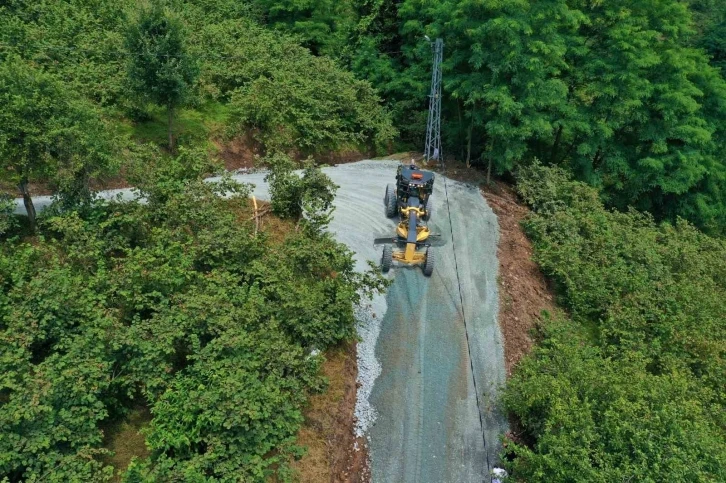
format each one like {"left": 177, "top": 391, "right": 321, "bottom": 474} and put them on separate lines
{"left": 503, "top": 163, "right": 726, "bottom": 481}
{"left": 0, "top": 148, "right": 385, "bottom": 481}
{"left": 0, "top": 0, "right": 395, "bottom": 220}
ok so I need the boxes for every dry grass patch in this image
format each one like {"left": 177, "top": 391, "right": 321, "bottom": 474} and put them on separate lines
{"left": 101, "top": 407, "right": 152, "bottom": 482}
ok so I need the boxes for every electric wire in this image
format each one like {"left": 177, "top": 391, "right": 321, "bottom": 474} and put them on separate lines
{"left": 443, "top": 173, "right": 492, "bottom": 482}
{"left": 0, "top": 42, "right": 407, "bottom": 60}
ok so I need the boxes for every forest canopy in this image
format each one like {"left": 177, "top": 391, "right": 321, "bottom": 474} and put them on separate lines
{"left": 3, "top": 0, "right": 725, "bottom": 232}
{"left": 335, "top": 0, "right": 726, "bottom": 233}
{"left": 246, "top": 0, "right": 726, "bottom": 233}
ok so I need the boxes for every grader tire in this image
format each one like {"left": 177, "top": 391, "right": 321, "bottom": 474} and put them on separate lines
{"left": 382, "top": 245, "right": 393, "bottom": 273}
{"left": 423, "top": 200, "right": 433, "bottom": 221}
{"left": 423, "top": 247, "right": 435, "bottom": 277}
{"left": 385, "top": 184, "right": 397, "bottom": 218}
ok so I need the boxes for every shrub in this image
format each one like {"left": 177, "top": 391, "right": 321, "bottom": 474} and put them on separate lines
{"left": 0, "top": 150, "right": 382, "bottom": 481}
{"left": 265, "top": 153, "right": 339, "bottom": 234}
{"left": 503, "top": 163, "right": 726, "bottom": 481}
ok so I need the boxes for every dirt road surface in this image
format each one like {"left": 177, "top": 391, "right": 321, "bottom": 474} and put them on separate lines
{"left": 15, "top": 160, "right": 508, "bottom": 482}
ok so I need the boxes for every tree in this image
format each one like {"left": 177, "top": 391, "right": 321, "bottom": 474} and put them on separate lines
{"left": 252, "top": 0, "right": 357, "bottom": 56}
{"left": 0, "top": 57, "right": 117, "bottom": 231}
{"left": 265, "top": 152, "right": 338, "bottom": 234}
{"left": 0, "top": 146, "right": 385, "bottom": 481}
{"left": 686, "top": 0, "right": 726, "bottom": 75}
{"left": 125, "top": 2, "right": 198, "bottom": 151}
{"left": 702, "top": 19, "right": 726, "bottom": 74}
{"left": 227, "top": 39, "right": 396, "bottom": 155}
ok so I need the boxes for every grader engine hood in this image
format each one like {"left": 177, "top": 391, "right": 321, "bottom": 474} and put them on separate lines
{"left": 398, "top": 167, "right": 435, "bottom": 203}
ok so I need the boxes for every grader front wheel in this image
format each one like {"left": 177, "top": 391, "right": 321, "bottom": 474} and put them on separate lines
{"left": 423, "top": 199, "right": 433, "bottom": 221}
{"left": 381, "top": 245, "right": 393, "bottom": 273}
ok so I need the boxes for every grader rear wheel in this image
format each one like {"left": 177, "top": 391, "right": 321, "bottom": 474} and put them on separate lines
{"left": 385, "top": 184, "right": 397, "bottom": 218}
{"left": 423, "top": 247, "right": 435, "bottom": 277}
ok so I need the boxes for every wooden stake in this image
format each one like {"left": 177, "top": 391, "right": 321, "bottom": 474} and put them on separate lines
{"left": 252, "top": 196, "right": 259, "bottom": 236}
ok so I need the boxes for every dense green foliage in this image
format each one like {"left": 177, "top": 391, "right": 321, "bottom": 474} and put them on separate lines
{"left": 265, "top": 153, "right": 338, "bottom": 233}
{"left": 687, "top": 0, "right": 726, "bottom": 73}
{"left": 503, "top": 163, "right": 726, "bottom": 481}
{"left": 0, "top": 150, "right": 383, "bottom": 481}
{"left": 0, "top": 0, "right": 394, "bottom": 165}
{"left": 249, "top": 0, "right": 726, "bottom": 232}
{"left": 4, "top": 0, "right": 723, "bottom": 230}
{"left": 251, "top": 0, "right": 356, "bottom": 56}
{"left": 390, "top": 0, "right": 726, "bottom": 232}
{"left": 0, "top": 56, "right": 118, "bottom": 229}
{"left": 2, "top": 0, "right": 726, "bottom": 480}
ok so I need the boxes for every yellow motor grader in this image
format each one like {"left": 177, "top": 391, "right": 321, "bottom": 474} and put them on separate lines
{"left": 376, "top": 164, "right": 436, "bottom": 277}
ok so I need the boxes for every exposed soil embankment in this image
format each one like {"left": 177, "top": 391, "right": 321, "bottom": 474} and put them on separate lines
{"left": 293, "top": 342, "right": 370, "bottom": 482}
{"left": 481, "top": 183, "right": 558, "bottom": 375}
{"left": 218, "top": 133, "right": 372, "bottom": 173}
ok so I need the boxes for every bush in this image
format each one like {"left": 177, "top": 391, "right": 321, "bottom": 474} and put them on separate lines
{"left": 0, "top": 151, "right": 383, "bottom": 481}
{"left": 265, "top": 153, "right": 338, "bottom": 234}
{"left": 504, "top": 320, "right": 726, "bottom": 482}
{"left": 503, "top": 163, "right": 726, "bottom": 481}
{"left": 196, "top": 18, "right": 396, "bottom": 154}
{"left": 0, "top": 194, "right": 18, "bottom": 237}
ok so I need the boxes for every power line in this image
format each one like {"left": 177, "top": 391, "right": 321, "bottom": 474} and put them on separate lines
{"left": 443, "top": 175, "right": 492, "bottom": 482}
{"left": 0, "top": 42, "right": 268, "bottom": 61}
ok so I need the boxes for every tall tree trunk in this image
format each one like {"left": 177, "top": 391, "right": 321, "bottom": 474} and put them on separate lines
{"left": 466, "top": 113, "right": 474, "bottom": 168}
{"left": 18, "top": 178, "right": 36, "bottom": 232}
{"left": 560, "top": 138, "right": 579, "bottom": 165}
{"left": 167, "top": 104, "right": 174, "bottom": 152}
{"left": 457, "top": 100, "right": 464, "bottom": 160}
{"left": 593, "top": 147, "right": 603, "bottom": 169}
{"left": 550, "top": 125, "right": 563, "bottom": 164}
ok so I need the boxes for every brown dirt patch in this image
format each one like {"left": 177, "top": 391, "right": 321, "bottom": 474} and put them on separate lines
{"left": 217, "top": 132, "right": 263, "bottom": 171}
{"left": 217, "top": 133, "right": 372, "bottom": 171}
{"left": 100, "top": 407, "right": 152, "bottom": 482}
{"left": 2, "top": 135, "right": 383, "bottom": 199}
{"left": 480, "top": 182, "right": 558, "bottom": 376}
{"left": 292, "top": 342, "right": 370, "bottom": 483}
{"left": 315, "top": 149, "right": 372, "bottom": 166}
{"left": 227, "top": 197, "right": 302, "bottom": 248}
{"left": 0, "top": 180, "right": 53, "bottom": 197}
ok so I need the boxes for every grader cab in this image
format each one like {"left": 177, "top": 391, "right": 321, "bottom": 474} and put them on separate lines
{"left": 385, "top": 164, "right": 434, "bottom": 220}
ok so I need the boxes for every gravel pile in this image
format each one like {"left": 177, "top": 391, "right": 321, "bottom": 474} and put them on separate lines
{"left": 353, "top": 297, "right": 385, "bottom": 437}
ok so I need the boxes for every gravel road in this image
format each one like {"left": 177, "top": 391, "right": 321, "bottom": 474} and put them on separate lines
{"left": 15, "top": 159, "right": 508, "bottom": 482}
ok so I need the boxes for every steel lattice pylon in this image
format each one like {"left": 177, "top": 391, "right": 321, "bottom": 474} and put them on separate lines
{"left": 424, "top": 38, "right": 443, "bottom": 167}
